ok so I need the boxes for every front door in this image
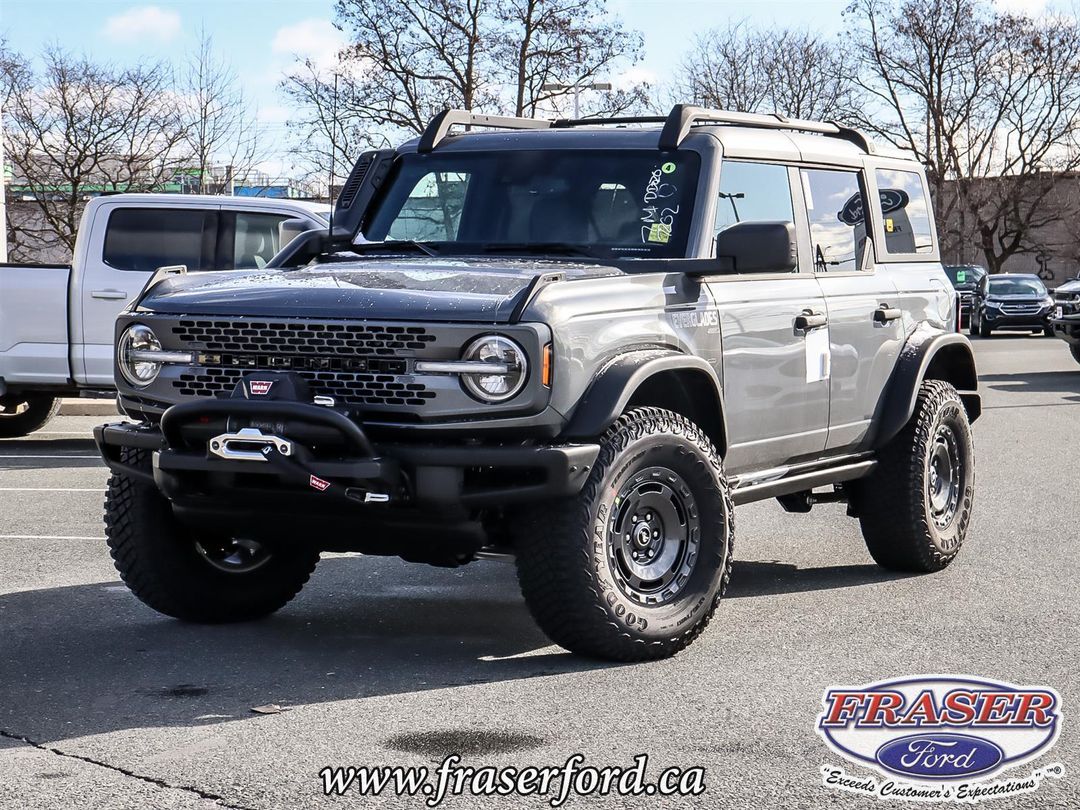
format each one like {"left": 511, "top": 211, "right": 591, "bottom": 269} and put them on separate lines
{"left": 78, "top": 205, "right": 218, "bottom": 385}
{"left": 707, "top": 160, "right": 830, "bottom": 474}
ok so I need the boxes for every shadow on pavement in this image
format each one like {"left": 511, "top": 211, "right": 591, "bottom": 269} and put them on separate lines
{"left": 0, "top": 550, "right": 915, "bottom": 746}
{"left": 0, "top": 555, "right": 613, "bottom": 745}
{"left": 728, "top": 560, "right": 914, "bottom": 598}
{"left": 979, "top": 370, "right": 1080, "bottom": 397}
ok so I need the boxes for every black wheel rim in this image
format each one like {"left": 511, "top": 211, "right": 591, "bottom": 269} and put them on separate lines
{"left": 928, "top": 424, "right": 962, "bottom": 529}
{"left": 195, "top": 537, "right": 272, "bottom": 574}
{"left": 606, "top": 466, "right": 700, "bottom": 606}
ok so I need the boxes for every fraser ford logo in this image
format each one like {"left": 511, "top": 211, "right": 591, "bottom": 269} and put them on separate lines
{"left": 816, "top": 676, "right": 1064, "bottom": 802}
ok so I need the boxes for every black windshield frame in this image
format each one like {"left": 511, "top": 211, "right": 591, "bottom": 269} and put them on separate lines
{"left": 362, "top": 149, "right": 701, "bottom": 259}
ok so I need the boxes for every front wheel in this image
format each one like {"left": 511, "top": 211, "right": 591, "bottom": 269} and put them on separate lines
{"left": 968, "top": 311, "right": 979, "bottom": 337}
{"left": 852, "top": 381, "right": 974, "bottom": 572}
{"left": 978, "top": 316, "right": 992, "bottom": 337}
{"left": 0, "top": 394, "right": 61, "bottom": 438}
{"left": 1070, "top": 343, "right": 1080, "bottom": 366}
{"left": 104, "top": 448, "right": 320, "bottom": 622}
{"left": 513, "top": 408, "right": 733, "bottom": 661}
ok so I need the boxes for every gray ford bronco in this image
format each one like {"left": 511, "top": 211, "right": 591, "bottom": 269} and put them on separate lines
{"left": 96, "top": 106, "right": 980, "bottom": 661}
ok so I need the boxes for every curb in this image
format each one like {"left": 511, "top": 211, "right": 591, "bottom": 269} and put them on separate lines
{"left": 59, "top": 398, "right": 119, "bottom": 417}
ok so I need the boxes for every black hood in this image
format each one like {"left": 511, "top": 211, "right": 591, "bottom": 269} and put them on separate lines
{"left": 137, "top": 257, "right": 619, "bottom": 322}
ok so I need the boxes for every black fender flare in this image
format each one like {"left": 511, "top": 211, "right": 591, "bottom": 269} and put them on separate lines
{"left": 868, "top": 327, "right": 981, "bottom": 449}
{"left": 561, "top": 350, "right": 728, "bottom": 454}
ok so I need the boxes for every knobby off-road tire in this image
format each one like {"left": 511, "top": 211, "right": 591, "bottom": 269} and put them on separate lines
{"left": 514, "top": 408, "right": 734, "bottom": 662}
{"left": 0, "top": 395, "right": 61, "bottom": 438}
{"left": 854, "top": 380, "right": 974, "bottom": 573}
{"left": 104, "top": 448, "right": 320, "bottom": 622}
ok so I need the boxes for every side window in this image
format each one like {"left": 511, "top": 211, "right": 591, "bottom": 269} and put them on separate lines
{"left": 801, "top": 169, "right": 866, "bottom": 273}
{"left": 386, "top": 171, "right": 470, "bottom": 241}
{"left": 875, "top": 169, "right": 935, "bottom": 255}
{"left": 715, "top": 161, "right": 794, "bottom": 234}
{"left": 102, "top": 208, "right": 210, "bottom": 272}
{"left": 233, "top": 213, "right": 291, "bottom": 269}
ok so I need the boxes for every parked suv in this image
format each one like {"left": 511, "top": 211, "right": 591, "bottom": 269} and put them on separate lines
{"left": 95, "top": 106, "right": 980, "bottom": 661}
{"left": 968, "top": 273, "right": 1054, "bottom": 337}
{"left": 944, "top": 264, "right": 986, "bottom": 328}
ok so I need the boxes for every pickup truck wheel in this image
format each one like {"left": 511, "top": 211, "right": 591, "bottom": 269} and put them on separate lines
{"left": 513, "top": 407, "right": 733, "bottom": 662}
{"left": 854, "top": 380, "right": 974, "bottom": 573}
{"left": 0, "top": 395, "right": 61, "bottom": 437}
{"left": 104, "top": 448, "right": 319, "bottom": 622}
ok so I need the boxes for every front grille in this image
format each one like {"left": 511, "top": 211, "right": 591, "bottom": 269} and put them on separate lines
{"left": 173, "top": 367, "right": 436, "bottom": 407}
{"left": 169, "top": 318, "right": 443, "bottom": 409}
{"left": 172, "top": 319, "right": 437, "bottom": 356}
{"left": 999, "top": 303, "right": 1041, "bottom": 315}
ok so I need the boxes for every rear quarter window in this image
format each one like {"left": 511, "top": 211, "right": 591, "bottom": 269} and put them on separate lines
{"left": 875, "top": 169, "right": 936, "bottom": 255}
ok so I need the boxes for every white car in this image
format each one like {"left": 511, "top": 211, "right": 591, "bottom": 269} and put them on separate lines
{"left": 0, "top": 194, "right": 330, "bottom": 436}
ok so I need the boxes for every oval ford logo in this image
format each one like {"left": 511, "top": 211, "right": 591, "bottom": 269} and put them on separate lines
{"left": 875, "top": 733, "right": 1003, "bottom": 780}
{"left": 817, "top": 675, "right": 1062, "bottom": 784}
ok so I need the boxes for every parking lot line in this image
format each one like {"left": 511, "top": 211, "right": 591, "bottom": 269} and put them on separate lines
{"left": 0, "top": 534, "right": 103, "bottom": 540}
{"left": 0, "top": 487, "right": 101, "bottom": 492}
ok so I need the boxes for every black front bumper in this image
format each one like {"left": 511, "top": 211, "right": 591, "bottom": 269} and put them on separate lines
{"left": 982, "top": 310, "right": 1051, "bottom": 330}
{"left": 1052, "top": 314, "right": 1080, "bottom": 344}
{"left": 95, "top": 400, "right": 599, "bottom": 516}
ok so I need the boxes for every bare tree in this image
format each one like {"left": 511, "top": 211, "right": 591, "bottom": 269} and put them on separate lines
{"left": 845, "top": 0, "right": 1080, "bottom": 273}
{"left": 282, "top": 0, "right": 643, "bottom": 180}
{"left": 675, "top": 22, "right": 854, "bottom": 120}
{"left": 1, "top": 47, "right": 187, "bottom": 258}
{"left": 179, "top": 29, "right": 265, "bottom": 193}
{"left": 495, "top": 0, "right": 643, "bottom": 117}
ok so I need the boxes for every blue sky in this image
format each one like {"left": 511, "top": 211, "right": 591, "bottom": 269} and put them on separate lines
{"left": 0, "top": 0, "right": 1039, "bottom": 173}
{"left": 2, "top": 0, "right": 854, "bottom": 119}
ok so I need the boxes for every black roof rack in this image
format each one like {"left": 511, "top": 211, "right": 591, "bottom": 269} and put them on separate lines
{"left": 658, "top": 104, "right": 874, "bottom": 153}
{"left": 417, "top": 110, "right": 551, "bottom": 153}
{"left": 416, "top": 105, "right": 875, "bottom": 154}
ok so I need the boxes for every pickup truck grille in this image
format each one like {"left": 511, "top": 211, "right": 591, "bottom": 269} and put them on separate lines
{"left": 172, "top": 319, "right": 436, "bottom": 355}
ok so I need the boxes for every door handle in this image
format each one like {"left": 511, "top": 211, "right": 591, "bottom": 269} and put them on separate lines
{"left": 90, "top": 289, "right": 127, "bottom": 300}
{"left": 874, "top": 304, "right": 902, "bottom": 323}
{"left": 794, "top": 310, "right": 828, "bottom": 331}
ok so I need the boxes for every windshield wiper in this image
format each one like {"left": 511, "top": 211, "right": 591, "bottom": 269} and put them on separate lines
{"left": 467, "top": 242, "right": 599, "bottom": 259}
{"left": 352, "top": 240, "right": 441, "bottom": 257}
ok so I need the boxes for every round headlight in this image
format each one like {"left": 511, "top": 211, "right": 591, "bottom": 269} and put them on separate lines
{"left": 117, "top": 324, "right": 162, "bottom": 387}
{"left": 461, "top": 335, "right": 528, "bottom": 402}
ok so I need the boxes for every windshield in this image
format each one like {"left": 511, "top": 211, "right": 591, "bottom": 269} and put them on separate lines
{"left": 988, "top": 277, "right": 1046, "bottom": 297}
{"left": 363, "top": 150, "right": 700, "bottom": 259}
{"left": 944, "top": 265, "right": 985, "bottom": 287}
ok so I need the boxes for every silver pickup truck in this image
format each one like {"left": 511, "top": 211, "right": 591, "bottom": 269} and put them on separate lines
{"left": 0, "top": 194, "right": 329, "bottom": 436}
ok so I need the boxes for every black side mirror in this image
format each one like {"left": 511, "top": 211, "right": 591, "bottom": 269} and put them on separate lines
{"left": 713, "top": 221, "right": 796, "bottom": 274}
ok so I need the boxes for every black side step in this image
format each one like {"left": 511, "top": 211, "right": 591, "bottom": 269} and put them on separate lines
{"left": 731, "top": 459, "right": 876, "bottom": 506}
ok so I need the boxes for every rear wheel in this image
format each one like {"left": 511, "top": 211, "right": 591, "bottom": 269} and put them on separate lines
{"left": 852, "top": 381, "right": 974, "bottom": 572}
{"left": 513, "top": 408, "right": 733, "bottom": 661}
{"left": 104, "top": 448, "right": 319, "bottom": 622}
{"left": 0, "top": 395, "right": 61, "bottom": 438}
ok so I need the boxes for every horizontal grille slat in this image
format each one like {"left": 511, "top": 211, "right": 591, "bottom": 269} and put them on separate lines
{"left": 172, "top": 367, "right": 437, "bottom": 407}
{"left": 173, "top": 319, "right": 436, "bottom": 354}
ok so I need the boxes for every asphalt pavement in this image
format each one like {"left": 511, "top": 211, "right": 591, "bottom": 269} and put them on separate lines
{"left": 1, "top": 335, "right": 1078, "bottom": 809}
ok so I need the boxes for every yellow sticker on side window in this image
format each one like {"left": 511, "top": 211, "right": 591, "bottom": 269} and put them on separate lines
{"left": 885, "top": 218, "right": 895, "bottom": 233}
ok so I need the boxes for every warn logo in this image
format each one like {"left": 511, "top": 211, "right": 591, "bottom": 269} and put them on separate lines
{"left": 309, "top": 475, "right": 331, "bottom": 492}
{"left": 248, "top": 380, "right": 274, "bottom": 397}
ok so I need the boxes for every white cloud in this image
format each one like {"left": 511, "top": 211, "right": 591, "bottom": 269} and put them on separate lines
{"left": 272, "top": 19, "right": 346, "bottom": 70}
{"left": 993, "top": 0, "right": 1048, "bottom": 15}
{"left": 103, "top": 5, "right": 181, "bottom": 44}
